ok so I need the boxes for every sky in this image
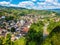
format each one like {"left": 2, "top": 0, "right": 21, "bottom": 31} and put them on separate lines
{"left": 0, "top": 0, "right": 60, "bottom": 10}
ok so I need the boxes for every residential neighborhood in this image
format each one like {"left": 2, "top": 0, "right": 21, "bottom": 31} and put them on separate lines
{"left": 0, "top": 13, "right": 60, "bottom": 41}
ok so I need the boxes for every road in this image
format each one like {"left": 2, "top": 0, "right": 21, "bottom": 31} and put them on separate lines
{"left": 43, "top": 22, "right": 49, "bottom": 38}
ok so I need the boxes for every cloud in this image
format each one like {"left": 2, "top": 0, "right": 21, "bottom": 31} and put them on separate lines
{"left": 0, "top": 1, "right": 10, "bottom": 6}
{"left": 46, "top": 0, "right": 53, "bottom": 2}
{"left": 46, "top": 0, "right": 57, "bottom": 2}
{"left": 0, "top": 0, "right": 60, "bottom": 10}
{"left": 35, "top": 0, "right": 60, "bottom": 9}
{"left": 10, "top": 4, "right": 17, "bottom": 7}
{"left": 18, "top": 1, "right": 34, "bottom": 9}
{"left": 45, "top": 0, "right": 59, "bottom": 5}
{"left": 31, "top": 0, "right": 37, "bottom": 2}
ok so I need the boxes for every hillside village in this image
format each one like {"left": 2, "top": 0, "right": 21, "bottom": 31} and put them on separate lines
{"left": 0, "top": 0, "right": 60, "bottom": 44}
{"left": 0, "top": 10, "right": 60, "bottom": 41}
{"left": 0, "top": 6, "right": 60, "bottom": 45}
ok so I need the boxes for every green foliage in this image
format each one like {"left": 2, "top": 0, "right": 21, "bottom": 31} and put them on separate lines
{"left": 19, "top": 12, "right": 26, "bottom": 16}
{"left": 5, "top": 16, "right": 14, "bottom": 21}
{"left": 0, "top": 34, "right": 12, "bottom": 45}
{"left": 42, "top": 26, "right": 60, "bottom": 45}
{"left": 30, "top": 21, "right": 44, "bottom": 32}
{"left": 5, "top": 34, "right": 11, "bottom": 45}
{"left": 14, "top": 37, "right": 26, "bottom": 45}
{"left": 26, "top": 21, "right": 44, "bottom": 45}
{"left": 47, "top": 21, "right": 60, "bottom": 33}
{"left": 28, "top": 41, "right": 37, "bottom": 45}
{"left": 0, "top": 7, "right": 60, "bottom": 45}
{"left": 0, "top": 37, "right": 4, "bottom": 45}
{"left": 11, "top": 27, "right": 15, "bottom": 32}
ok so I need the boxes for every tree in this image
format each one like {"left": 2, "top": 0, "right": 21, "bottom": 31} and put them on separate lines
{"left": 5, "top": 16, "right": 14, "bottom": 21}
{"left": 0, "top": 37, "right": 3, "bottom": 45}
{"left": 19, "top": 12, "right": 25, "bottom": 16}
{"left": 14, "top": 37, "right": 26, "bottom": 45}
{"left": 5, "top": 34, "right": 11, "bottom": 45}
{"left": 11, "top": 27, "right": 15, "bottom": 32}
{"left": 26, "top": 21, "right": 44, "bottom": 45}
{"left": 42, "top": 26, "right": 60, "bottom": 45}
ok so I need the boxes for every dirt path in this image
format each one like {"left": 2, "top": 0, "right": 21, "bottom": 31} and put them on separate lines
{"left": 43, "top": 22, "right": 49, "bottom": 37}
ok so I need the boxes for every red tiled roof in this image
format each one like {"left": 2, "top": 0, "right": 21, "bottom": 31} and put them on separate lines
{"left": 0, "top": 28, "right": 2, "bottom": 31}
{"left": 22, "top": 27, "right": 29, "bottom": 33}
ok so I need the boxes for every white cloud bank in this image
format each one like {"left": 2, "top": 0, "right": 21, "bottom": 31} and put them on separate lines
{"left": 0, "top": 0, "right": 60, "bottom": 10}
{"left": 18, "top": 1, "right": 34, "bottom": 8}
{"left": 0, "top": 1, "right": 10, "bottom": 6}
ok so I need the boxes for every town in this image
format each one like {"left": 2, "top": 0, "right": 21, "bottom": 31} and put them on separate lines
{"left": 0, "top": 12, "right": 60, "bottom": 41}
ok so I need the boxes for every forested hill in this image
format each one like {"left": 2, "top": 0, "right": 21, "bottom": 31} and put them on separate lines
{"left": 0, "top": 5, "right": 59, "bottom": 16}
{"left": 48, "top": 9, "right": 60, "bottom": 13}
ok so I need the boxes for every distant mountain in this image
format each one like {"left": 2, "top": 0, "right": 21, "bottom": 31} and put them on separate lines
{"left": 0, "top": 5, "right": 27, "bottom": 10}
{"left": 52, "top": 9, "right": 60, "bottom": 13}
{"left": 0, "top": 5, "right": 60, "bottom": 12}
{"left": 46, "top": 9, "right": 60, "bottom": 14}
{"left": 0, "top": 5, "right": 60, "bottom": 16}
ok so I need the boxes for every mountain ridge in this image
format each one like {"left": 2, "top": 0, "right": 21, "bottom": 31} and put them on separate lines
{"left": 0, "top": 5, "right": 60, "bottom": 14}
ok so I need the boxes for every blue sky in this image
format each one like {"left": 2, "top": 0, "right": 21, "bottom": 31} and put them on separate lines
{"left": 0, "top": 0, "right": 60, "bottom": 9}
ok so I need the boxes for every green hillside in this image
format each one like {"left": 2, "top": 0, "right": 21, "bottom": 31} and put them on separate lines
{"left": 0, "top": 6, "right": 60, "bottom": 45}
{"left": 0, "top": 6, "right": 57, "bottom": 16}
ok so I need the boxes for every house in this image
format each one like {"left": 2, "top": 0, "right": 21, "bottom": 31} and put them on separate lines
{"left": 1, "top": 16, "right": 5, "bottom": 19}
{"left": 11, "top": 34, "right": 16, "bottom": 41}
{"left": 0, "top": 28, "right": 2, "bottom": 34}
{"left": 21, "top": 27, "right": 29, "bottom": 34}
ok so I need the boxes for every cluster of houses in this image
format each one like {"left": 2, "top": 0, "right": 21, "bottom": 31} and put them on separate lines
{"left": 0, "top": 15, "right": 40, "bottom": 41}
{"left": 0, "top": 13, "right": 60, "bottom": 41}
